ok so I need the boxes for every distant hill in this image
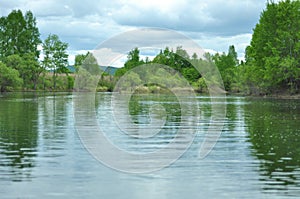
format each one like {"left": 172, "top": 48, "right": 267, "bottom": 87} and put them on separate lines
{"left": 66, "top": 65, "right": 118, "bottom": 75}
{"left": 67, "top": 65, "right": 76, "bottom": 73}
{"left": 100, "top": 66, "right": 118, "bottom": 75}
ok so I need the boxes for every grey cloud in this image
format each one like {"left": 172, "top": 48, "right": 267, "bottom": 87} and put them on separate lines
{"left": 0, "top": 0, "right": 25, "bottom": 15}
{"left": 38, "top": 16, "right": 120, "bottom": 50}
{"left": 0, "top": 0, "right": 267, "bottom": 63}
{"left": 22, "top": 0, "right": 72, "bottom": 17}
{"left": 112, "top": 0, "right": 265, "bottom": 36}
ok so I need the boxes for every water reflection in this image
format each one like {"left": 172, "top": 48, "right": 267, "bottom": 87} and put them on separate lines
{"left": 0, "top": 93, "right": 38, "bottom": 181}
{"left": 37, "top": 93, "right": 72, "bottom": 152}
{"left": 128, "top": 94, "right": 181, "bottom": 126}
{"left": 96, "top": 92, "right": 199, "bottom": 160}
{"left": 1, "top": 92, "right": 300, "bottom": 198}
{"left": 225, "top": 97, "right": 238, "bottom": 132}
{"left": 245, "top": 98, "right": 300, "bottom": 195}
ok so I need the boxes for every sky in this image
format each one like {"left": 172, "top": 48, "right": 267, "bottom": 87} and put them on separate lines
{"left": 0, "top": 0, "right": 271, "bottom": 66}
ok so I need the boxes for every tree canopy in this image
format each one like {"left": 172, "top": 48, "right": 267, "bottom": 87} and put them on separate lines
{"left": 245, "top": 0, "right": 300, "bottom": 94}
{"left": 42, "top": 34, "right": 69, "bottom": 89}
{"left": 0, "top": 10, "right": 41, "bottom": 59}
{"left": 0, "top": 62, "right": 22, "bottom": 92}
{"left": 0, "top": 10, "right": 72, "bottom": 92}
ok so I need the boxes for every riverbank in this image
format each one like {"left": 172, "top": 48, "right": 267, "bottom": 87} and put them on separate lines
{"left": 227, "top": 91, "right": 300, "bottom": 99}
{"left": 1, "top": 86, "right": 299, "bottom": 99}
{"left": 258, "top": 93, "right": 300, "bottom": 99}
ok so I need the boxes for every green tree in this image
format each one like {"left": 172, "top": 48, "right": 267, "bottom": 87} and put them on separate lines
{"left": 228, "top": 45, "right": 239, "bottom": 66}
{"left": 0, "top": 10, "right": 26, "bottom": 58}
{"left": 22, "top": 53, "right": 43, "bottom": 90}
{"left": 0, "top": 62, "right": 23, "bottom": 92}
{"left": 117, "top": 71, "right": 142, "bottom": 92}
{"left": 124, "top": 47, "right": 143, "bottom": 70}
{"left": 213, "top": 45, "right": 238, "bottom": 91}
{"left": 0, "top": 10, "right": 41, "bottom": 59}
{"left": 152, "top": 46, "right": 200, "bottom": 83}
{"left": 245, "top": 0, "right": 300, "bottom": 94}
{"left": 4, "top": 54, "right": 43, "bottom": 90}
{"left": 0, "top": 10, "right": 42, "bottom": 90}
{"left": 42, "top": 34, "right": 69, "bottom": 89}
{"left": 74, "top": 53, "right": 88, "bottom": 72}
{"left": 23, "top": 11, "right": 41, "bottom": 58}
{"left": 81, "top": 52, "right": 101, "bottom": 75}
{"left": 115, "top": 48, "right": 144, "bottom": 77}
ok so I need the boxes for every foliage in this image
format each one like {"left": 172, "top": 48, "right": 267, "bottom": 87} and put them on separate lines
{"left": 213, "top": 45, "right": 238, "bottom": 91}
{"left": 4, "top": 53, "right": 43, "bottom": 89}
{"left": 4, "top": 53, "right": 43, "bottom": 90}
{"left": 42, "top": 34, "right": 69, "bottom": 89}
{"left": 244, "top": 0, "right": 300, "bottom": 94}
{"left": 0, "top": 10, "right": 43, "bottom": 91}
{"left": 115, "top": 48, "right": 145, "bottom": 77}
{"left": 0, "top": 62, "right": 23, "bottom": 92}
{"left": 0, "top": 10, "right": 41, "bottom": 59}
{"left": 0, "top": 10, "right": 74, "bottom": 92}
{"left": 22, "top": 53, "right": 44, "bottom": 90}
{"left": 74, "top": 52, "right": 115, "bottom": 91}
{"left": 81, "top": 52, "right": 102, "bottom": 75}
{"left": 74, "top": 53, "right": 88, "bottom": 72}
{"left": 35, "top": 73, "right": 74, "bottom": 91}
{"left": 115, "top": 46, "right": 219, "bottom": 93}
{"left": 74, "top": 68, "right": 99, "bottom": 91}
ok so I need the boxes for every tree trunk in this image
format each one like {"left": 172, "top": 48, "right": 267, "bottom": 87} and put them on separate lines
{"left": 33, "top": 80, "right": 37, "bottom": 90}
{"left": 53, "top": 71, "right": 56, "bottom": 90}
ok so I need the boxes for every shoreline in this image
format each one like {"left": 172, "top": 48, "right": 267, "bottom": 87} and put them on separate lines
{"left": 1, "top": 89, "right": 299, "bottom": 99}
{"left": 247, "top": 94, "right": 300, "bottom": 100}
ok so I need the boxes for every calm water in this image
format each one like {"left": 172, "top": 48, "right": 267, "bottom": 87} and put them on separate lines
{"left": 0, "top": 92, "right": 299, "bottom": 198}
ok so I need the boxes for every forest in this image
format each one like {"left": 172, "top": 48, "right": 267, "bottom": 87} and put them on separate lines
{"left": 0, "top": 0, "right": 299, "bottom": 95}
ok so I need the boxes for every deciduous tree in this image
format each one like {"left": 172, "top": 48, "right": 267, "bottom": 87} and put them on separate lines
{"left": 42, "top": 34, "right": 69, "bottom": 89}
{"left": 245, "top": 0, "right": 300, "bottom": 93}
{"left": 0, "top": 62, "right": 22, "bottom": 92}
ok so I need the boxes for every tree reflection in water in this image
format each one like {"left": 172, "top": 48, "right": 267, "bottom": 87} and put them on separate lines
{"left": 0, "top": 93, "right": 38, "bottom": 181}
{"left": 245, "top": 98, "right": 300, "bottom": 194}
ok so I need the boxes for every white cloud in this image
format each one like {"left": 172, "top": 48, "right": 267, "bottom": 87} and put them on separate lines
{"left": 191, "top": 33, "right": 253, "bottom": 59}
{"left": 111, "top": 0, "right": 265, "bottom": 35}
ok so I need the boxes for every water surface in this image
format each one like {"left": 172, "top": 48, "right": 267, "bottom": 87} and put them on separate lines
{"left": 0, "top": 92, "right": 299, "bottom": 198}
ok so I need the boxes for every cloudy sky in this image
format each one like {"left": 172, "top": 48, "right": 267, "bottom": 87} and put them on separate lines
{"left": 0, "top": 0, "right": 271, "bottom": 66}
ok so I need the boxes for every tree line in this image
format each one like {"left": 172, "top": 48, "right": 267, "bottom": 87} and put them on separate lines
{"left": 112, "top": 0, "right": 300, "bottom": 95}
{"left": 111, "top": 45, "right": 238, "bottom": 93}
{"left": 1, "top": 0, "right": 299, "bottom": 95}
{"left": 0, "top": 10, "right": 71, "bottom": 92}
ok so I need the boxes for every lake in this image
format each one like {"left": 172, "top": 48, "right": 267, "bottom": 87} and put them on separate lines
{"left": 0, "top": 92, "right": 299, "bottom": 198}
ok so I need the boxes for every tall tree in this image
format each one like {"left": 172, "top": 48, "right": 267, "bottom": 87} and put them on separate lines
{"left": 81, "top": 52, "right": 101, "bottom": 75}
{"left": 42, "top": 34, "right": 69, "bottom": 89}
{"left": 245, "top": 0, "right": 300, "bottom": 93}
{"left": 22, "top": 53, "right": 43, "bottom": 90}
{"left": 24, "top": 11, "right": 41, "bottom": 58}
{"left": 213, "top": 45, "right": 238, "bottom": 91}
{"left": 124, "top": 47, "right": 144, "bottom": 70}
{"left": 0, "top": 10, "right": 41, "bottom": 59}
{"left": 115, "top": 48, "right": 144, "bottom": 77}
{"left": 74, "top": 53, "right": 88, "bottom": 72}
{"left": 0, "top": 10, "right": 25, "bottom": 58}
